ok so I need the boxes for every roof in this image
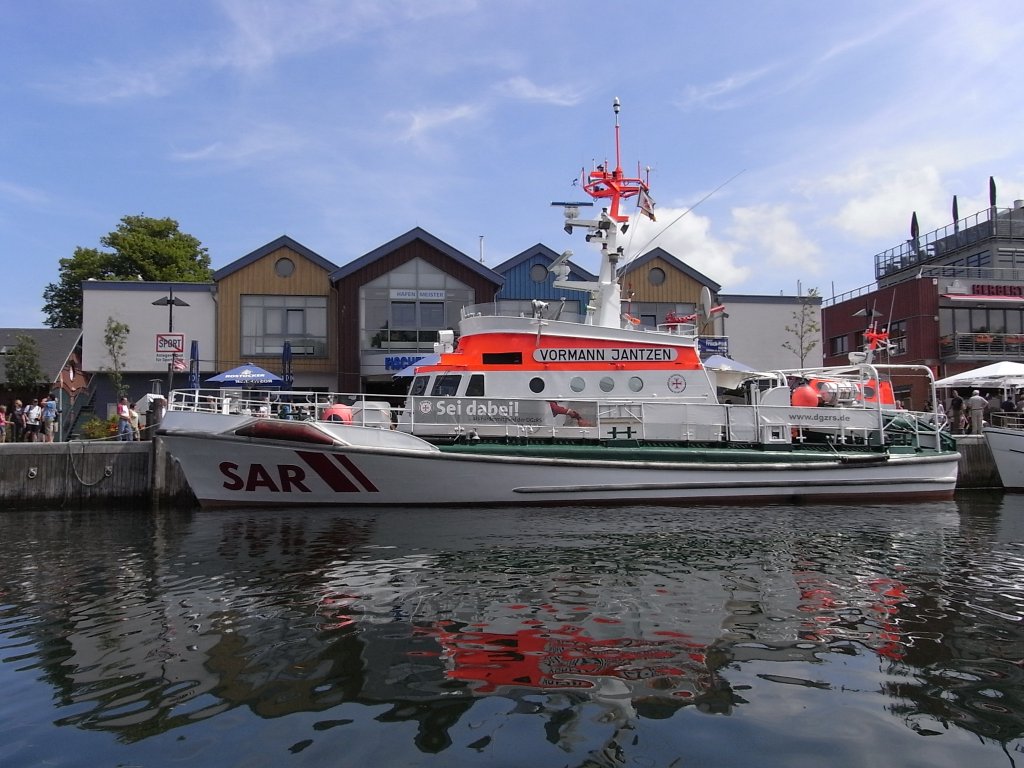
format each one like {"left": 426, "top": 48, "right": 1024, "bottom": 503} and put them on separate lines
{"left": 81, "top": 280, "right": 214, "bottom": 293}
{"left": 0, "top": 328, "right": 83, "bottom": 385}
{"left": 623, "top": 247, "right": 722, "bottom": 292}
{"left": 494, "top": 243, "right": 598, "bottom": 282}
{"left": 720, "top": 293, "right": 822, "bottom": 305}
{"left": 213, "top": 235, "right": 339, "bottom": 281}
{"left": 330, "top": 227, "right": 503, "bottom": 284}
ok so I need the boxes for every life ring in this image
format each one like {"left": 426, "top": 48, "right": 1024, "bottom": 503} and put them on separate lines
{"left": 322, "top": 404, "right": 353, "bottom": 424}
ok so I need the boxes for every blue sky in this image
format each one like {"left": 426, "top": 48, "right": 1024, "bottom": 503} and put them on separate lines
{"left": 3, "top": 0, "right": 1024, "bottom": 328}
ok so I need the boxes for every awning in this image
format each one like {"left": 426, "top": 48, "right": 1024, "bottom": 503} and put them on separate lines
{"left": 393, "top": 353, "right": 441, "bottom": 378}
{"left": 942, "top": 293, "right": 1024, "bottom": 303}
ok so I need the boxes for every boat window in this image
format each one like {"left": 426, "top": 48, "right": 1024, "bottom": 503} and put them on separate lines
{"left": 409, "top": 376, "right": 429, "bottom": 396}
{"left": 628, "top": 377, "right": 644, "bottom": 392}
{"left": 466, "top": 374, "right": 485, "bottom": 396}
{"left": 600, "top": 377, "right": 615, "bottom": 392}
{"left": 482, "top": 352, "right": 523, "bottom": 365}
{"left": 570, "top": 377, "right": 585, "bottom": 393}
{"left": 431, "top": 375, "right": 462, "bottom": 397}
{"left": 529, "top": 377, "right": 545, "bottom": 393}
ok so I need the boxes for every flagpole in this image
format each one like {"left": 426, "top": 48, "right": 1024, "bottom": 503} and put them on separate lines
{"left": 153, "top": 287, "right": 190, "bottom": 400}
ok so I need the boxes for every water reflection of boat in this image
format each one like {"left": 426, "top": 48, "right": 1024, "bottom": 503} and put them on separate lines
{"left": 6, "top": 504, "right": 1024, "bottom": 758}
{"left": 159, "top": 101, "right": 958, "bottom": 508}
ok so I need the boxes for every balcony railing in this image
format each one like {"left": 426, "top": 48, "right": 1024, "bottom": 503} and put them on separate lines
{"left": 940, "top": 332, "right": 1024, "bottom": 359}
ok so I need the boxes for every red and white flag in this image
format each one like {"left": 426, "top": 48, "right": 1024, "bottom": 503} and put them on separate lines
{"left": 638, "top": 188, "right": 656, "bottom": 221}
{"left": 172, "top": 355, "right": 187, "bottom": 371}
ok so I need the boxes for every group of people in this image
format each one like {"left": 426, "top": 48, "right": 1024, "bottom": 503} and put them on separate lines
{"left": 116, "top": 397, "right": 143, "bottom": 441}
{"left": 0, "top": 396, "right": 59, "bottom": 443}
{"left": 945, "top": 389, "right": 1019, "bottom": 434}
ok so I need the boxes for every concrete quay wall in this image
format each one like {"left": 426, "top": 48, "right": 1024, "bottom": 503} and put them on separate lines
{"left": 0, "top": 440, "right": 195, "bottom": 509}
{"left": 952, "top": 434, "right": 1003, "bottom": 489}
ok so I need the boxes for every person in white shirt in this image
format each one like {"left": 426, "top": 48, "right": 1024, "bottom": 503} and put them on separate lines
{"left": 966, "top": 390, "right": 989, "bottom": 434}
{"left": 24, "top": 398, "right": 41, "bottom": 442}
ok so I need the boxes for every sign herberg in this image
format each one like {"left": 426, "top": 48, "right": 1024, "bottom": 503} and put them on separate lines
{"left": 534, "top": 347, "right": 677, "bottom": 363}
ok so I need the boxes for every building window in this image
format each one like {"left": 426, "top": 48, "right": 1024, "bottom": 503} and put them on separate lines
{"left": 648, "top": 267, "right": 666, "bottom": 286}
{"left": 887, "top": 320, "right": 907, "bottom": 356}
{"left": 829, "top": 335, "right": 849, "bottom": 356}
{"left": 530, "top": 264, "right": 549, "bottom": 283}
{"left": 274, "top": 257, "right": 295, "bottom": 277}
{"left": 241, "top": 295, "right": 327, "bottom": 357}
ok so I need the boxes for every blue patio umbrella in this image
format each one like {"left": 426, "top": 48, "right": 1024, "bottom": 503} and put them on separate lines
{"left": 188, "top": 340, "right": 200, "bottom": 390}
{"left": 282, "top": 341, "right": 294, "bottom": 390}
{"left": 205, "top": 363, "right": 284, "bottom": 387}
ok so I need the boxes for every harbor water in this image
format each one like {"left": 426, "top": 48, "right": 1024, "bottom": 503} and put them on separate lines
{"left": 2, "top": 495, "right": 1023, "bottom": 767}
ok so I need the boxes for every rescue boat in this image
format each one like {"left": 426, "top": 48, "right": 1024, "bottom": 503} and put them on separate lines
{"left": 158, "top": 100, "right": 959, "bottom": 508}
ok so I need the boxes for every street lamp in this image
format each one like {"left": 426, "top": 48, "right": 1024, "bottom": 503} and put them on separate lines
{"left": 153, "top": 289, "right": 190, "bottom": 397}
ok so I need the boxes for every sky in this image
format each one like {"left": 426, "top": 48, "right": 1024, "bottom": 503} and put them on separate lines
{"left": 4, "top": 0, "right": 1024, "bottom": 328}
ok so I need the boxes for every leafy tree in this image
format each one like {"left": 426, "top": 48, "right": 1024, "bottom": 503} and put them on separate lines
{"left": 782, "top": 287, "right": 821, "bottom": 367}
{"left": 5, "top": 334, "right": 45, "bottom": 389}
{"left": 42, "top": 215, "right": 212, "bottom": 328}
{"left": 103, "top": 317, "right": 131, "bottom": 397}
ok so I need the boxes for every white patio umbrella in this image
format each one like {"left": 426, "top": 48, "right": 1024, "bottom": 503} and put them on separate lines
{"left": 934, "top": 361, "right": 1024, "bottom": 389}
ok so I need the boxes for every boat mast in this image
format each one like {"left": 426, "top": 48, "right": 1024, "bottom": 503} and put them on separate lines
{"left": 553, "top": 98, "right": 653, "bottom": 328}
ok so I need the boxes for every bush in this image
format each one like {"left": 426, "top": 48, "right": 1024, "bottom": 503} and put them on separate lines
{"left": 81, "top": 415, "right": 118, "bottom": 440}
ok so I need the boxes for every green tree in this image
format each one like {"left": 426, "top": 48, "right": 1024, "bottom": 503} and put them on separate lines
{"left": 782, "top": 287, "right": 821, "bottom": 367}
{"left": 103, "top": 317, "right": 131, "bottom": 397}
{"left": 42, "top": 215, "right": 212, "bottom": 328}
{"left": 5, "top": 334, "right": 45, "bottom": 390}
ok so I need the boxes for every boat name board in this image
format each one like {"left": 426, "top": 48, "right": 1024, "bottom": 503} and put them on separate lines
{"left": 414, "top": 397, "right": 595, "bottom": 426}
{"left": 533, "top": 347, "right": 678, "bottom": 363}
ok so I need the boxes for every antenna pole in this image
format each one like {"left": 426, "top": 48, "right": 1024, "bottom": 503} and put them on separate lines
{"left": 613, "top": 97, "right": 622, "bottom": 176}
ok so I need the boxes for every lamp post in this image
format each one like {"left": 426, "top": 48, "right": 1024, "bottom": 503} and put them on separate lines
{"left": 153, "top": 289, "right": 190, "bottom": 398}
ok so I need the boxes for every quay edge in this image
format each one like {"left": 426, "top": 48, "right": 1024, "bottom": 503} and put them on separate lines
{"left": 0, "top": 440, "right": 195, "bottom": 510}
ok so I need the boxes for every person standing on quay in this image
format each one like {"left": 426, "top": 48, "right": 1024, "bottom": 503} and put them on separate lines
{"left": 967, "top": 390, "right": 988, "bottom": 434}
{"left": 948, "top": 391, "right": 964, "bottom": 434}
{"left": 10, "top": 400, "right": 24, "bottom": 442}
{"left": 0, "top": 404, "right": 7, "bottom": 443}
{"left": 24, "top": 398, "right": 41, "bottom": 442}
{"left": 41, "top": 395, "right": 58, "bottom": 442}
{"left": 117, "top": 397, "right": 133, "bottom": 441}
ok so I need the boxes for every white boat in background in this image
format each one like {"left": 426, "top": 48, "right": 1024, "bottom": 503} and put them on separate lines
{"left": 984, "top": 414, "right": 1024, "bottom": 489}
{"left": 158, "top": 100, "right": 960, "bottom": 508}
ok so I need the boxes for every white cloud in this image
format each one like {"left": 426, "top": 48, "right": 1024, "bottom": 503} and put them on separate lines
{"left": 730, "top": 204, "right": 821, "bottom": 271}
{"left": 676, "top": 66, "right": 776, "bottom": 111}
{"left": 392, "top": 104, "right": 483, "bottom": 144}
{"left": 171, "top": 123, "right": 308, "bottom": 165}
{"left": 495, "top": 77, "right": 584, "bottom": 106}
{"left": 0, "top": 180, "right": 48, "bottom": 205}
{"left": 622, "top": 208, "right": 750, "bottom": 287}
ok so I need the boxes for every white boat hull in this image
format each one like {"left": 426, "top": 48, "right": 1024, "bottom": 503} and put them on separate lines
{"left": 159, "top": 416, "right": 959, "bottom": 508}
{"left": 984, "top": 425, "right": 1024, "bottom": 489}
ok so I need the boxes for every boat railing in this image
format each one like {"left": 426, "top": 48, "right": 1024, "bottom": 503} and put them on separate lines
{"left": 169, "top": 381, "right": 946, "bottom": 449}
{"left": 461, "top": 302, "right": 587, "bottom": 325}
{"left": 990, "top": 411, "right": 1024, "bottom": 430}
{"left": 167, "top": 388, "right": 398, "bottom": 427}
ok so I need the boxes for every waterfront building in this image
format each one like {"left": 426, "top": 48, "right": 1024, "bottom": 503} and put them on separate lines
{"left": 330, "top": 228, "right": 504, "bottom": 395}
{"left": 81, "top": 281, "right": 217, "bottom": 420}
{"left": 213, "top": 236, "right": 339, "bottom": 390}
{"left": 0, "top": 327, "right": 86, "bottom": 439}
{"left": 822, "top": 191, "right": 1024, "bottom": 408}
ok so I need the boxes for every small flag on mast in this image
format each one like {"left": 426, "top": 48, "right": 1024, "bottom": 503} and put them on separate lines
{"left": 172, "top": 355, "right": 187, "bottom": 371}
{"left": 638, "top": 188, "right": 656, "bottom": 221}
